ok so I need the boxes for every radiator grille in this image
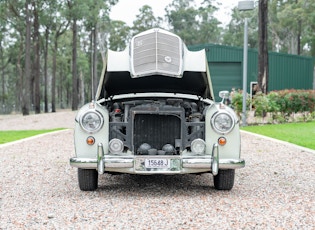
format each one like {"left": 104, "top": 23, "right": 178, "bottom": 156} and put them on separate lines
{"left": 132, "top": 30, "right": 182, "bottom": 76}
{"left": 133, "top": 114, "right": 181, "bottom": 151}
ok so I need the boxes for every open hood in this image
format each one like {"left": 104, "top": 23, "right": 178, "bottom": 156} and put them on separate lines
{"left": 96, "top": 28, "right": 214, "bottom": 100}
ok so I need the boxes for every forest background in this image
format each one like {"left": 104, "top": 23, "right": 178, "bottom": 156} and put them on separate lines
{"left": 0, "top": 0, "right": 314, "bottom": 115}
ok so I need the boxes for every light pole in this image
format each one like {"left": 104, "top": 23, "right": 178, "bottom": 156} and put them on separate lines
{"left": 238, "top": 1, "right": 254, "bottom": 126}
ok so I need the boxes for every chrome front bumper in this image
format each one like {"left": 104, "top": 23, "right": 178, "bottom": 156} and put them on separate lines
{"left": 70, "top": 143, "right": 245, "bottom": 175}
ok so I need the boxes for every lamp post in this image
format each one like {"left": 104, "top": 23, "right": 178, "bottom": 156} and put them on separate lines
{"left": 238, "top": 1, "right": 254, "bottom": 126}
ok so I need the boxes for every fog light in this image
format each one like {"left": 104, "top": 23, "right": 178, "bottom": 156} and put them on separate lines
{"left": 86, "top": 136, "right": 95, "bottom": 145}
{"left": 109, "top": 138, "right": 124, "bottom": 154}
{"left": 218, "top": 137, "right": 227, "bottom": 146}
{"left": 191, "top": 138, "right": 206, "bottom": 155}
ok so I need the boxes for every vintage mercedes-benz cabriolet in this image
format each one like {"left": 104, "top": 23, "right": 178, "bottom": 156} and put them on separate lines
{"left": 70, "top": 28, "right": 245, "bottom": 191}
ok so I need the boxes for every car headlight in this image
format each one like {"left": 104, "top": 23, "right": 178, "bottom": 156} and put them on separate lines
{"left": 211, "top": 112, "right": 235, "bottom": 134}
{"left": 80, "top": 111, "right": 103, "bottom": 133}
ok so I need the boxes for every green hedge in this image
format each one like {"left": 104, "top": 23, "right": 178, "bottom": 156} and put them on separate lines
{"left": 231, "top": 89, "right": 315, "bottom": 123}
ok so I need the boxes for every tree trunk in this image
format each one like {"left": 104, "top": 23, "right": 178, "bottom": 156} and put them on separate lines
{"left": 16, "top": 31, "right": 24, "bottom": 113}
{"left": 296, "top": 0, "right": 301, "bottom": 55}
{"left": 44, "top": 28, "right": 49, "bottom": 113}
{"left": 59, "top": 66, "right": 64, "bottom": 109}
{"left": 51, "top": 21, "right": 69, "bottom": 112}
{"left": 297, "top": 20, "right": 301, "bottom": 55}
{"left": 92, "top": 26, "right": 98, "bottom": 100}
{"left": 52, "top": 36, "right": 57, "bottom": 112}
{"left": 80, "top": 70, "right": 84, "bottom": 105}
{"left": 72, "top": 18, "right": 78, "bottom": 111}
{"left": 33, "top": 2, "right": 40, "bottom": 114}
{"left": 22, "top": 1, "right": 31, "bottom": 116}
{"left": 258, "top": 0, "right": 268, "bottom": 94}
{"left": 0, "top": 42, "right": 4, "bottom": 106}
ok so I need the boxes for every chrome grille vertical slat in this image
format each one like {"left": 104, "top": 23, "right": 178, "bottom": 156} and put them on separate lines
{"left": 133, "top": 114, "right": 181, "bottom": 153}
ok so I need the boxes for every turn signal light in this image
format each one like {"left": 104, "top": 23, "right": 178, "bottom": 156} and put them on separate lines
{"left": 86, "top": 136, "right": 95, "bottom": 145}
{"left": 218, "top": 137, "right": 227, "bottom": 146}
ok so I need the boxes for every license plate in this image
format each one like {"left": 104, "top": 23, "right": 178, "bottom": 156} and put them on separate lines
{"left": 144, "top": 159, "right": 170, "bottom": 169}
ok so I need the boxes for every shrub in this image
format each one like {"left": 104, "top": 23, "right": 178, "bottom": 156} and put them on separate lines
{"left": 265, "top": 90, "right": 315, "bottom": 122}
{"left": 230, "top": 90, "right": 250, "bottom": 117}
{"left": 252, "top": 92, "right": 269, "bottom": 117}
{"left": 233, "top": 89, "right": 315, "bottom": 124}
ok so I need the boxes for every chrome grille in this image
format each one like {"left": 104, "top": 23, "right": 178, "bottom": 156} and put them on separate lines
{"left": 131, "top": 29, "right": 182, "bottom": 77}
{"left": 133, "top": 114, "right": 181, "bottom": 152}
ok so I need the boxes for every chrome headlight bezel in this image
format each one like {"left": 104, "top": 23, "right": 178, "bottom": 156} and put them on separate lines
{"left": 80, "top": 110, "right": 104, "bottom": 133}
{"left": 211, "top": 111, "right": 235, "bottom": 135}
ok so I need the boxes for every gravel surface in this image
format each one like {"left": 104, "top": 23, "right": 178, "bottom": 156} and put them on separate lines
{"left": 0, "top": 110, "right": 76, "bottom": 130}
{"left": 0, "top": 111, "right": 314, "bottom": 229}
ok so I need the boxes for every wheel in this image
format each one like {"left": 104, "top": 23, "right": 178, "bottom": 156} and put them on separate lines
{"left": 213, "top": 169, "right": 235, "bottom": 190}
{"left": 78, "top": 168, "right": 98, "bottom": 191}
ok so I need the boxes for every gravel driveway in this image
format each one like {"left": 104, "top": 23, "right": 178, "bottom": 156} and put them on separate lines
{"left": 0, "top": 111, "right": 314, "bottom": 229}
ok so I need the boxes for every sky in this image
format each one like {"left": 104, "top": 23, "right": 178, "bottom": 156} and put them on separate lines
{"left": 110, "top": 0, "right": 238, "bottom": 27}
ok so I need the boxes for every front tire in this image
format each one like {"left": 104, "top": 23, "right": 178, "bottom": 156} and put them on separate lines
{"left": 213, "top": 169, "right": 235, "bottom": 190}
{"left": 78, "top": 168, "right": 98, "bottom": 191}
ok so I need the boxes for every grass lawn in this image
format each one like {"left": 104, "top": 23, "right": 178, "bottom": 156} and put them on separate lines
{"left": 0, "top": 128, "right": 64, "bottom": 144}
{"left": 241, "top": 121, "right": 315, "bottom": 150}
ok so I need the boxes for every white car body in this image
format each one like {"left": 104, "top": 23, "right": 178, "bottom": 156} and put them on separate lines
{"left": 70, "top": 28, "right": 245, "bottom": 191}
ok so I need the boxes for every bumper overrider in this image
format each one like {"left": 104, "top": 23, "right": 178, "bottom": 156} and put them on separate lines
{"left": 70, "top": 143, "right": 245, "bottom": 175}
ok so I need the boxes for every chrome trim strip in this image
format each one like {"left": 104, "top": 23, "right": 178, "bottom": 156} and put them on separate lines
{"left": 182, "top": 158, "right": 211, "bottom": 168}
{"left": 219, "top": 159, "right": 245, "bottom": 169}
{"left": 104, "top": 158, "right": 133, "bottom": 168}
{"left": 70, "top": 157, "right": 97, "bottom": 168}
{"left": 134, "top": 171, "right": 181, "bottom": 175}
{"left": 212, "top": 143, "right": 219, "bottom": 175}
{"left": 182, "top": 157, "right": 245, "bottom": 169}
{"left": 97, "top": 143, "right": 105, "bottom": 174}
{"left": 70, "top": 156, "right": 134, "bottom": 169}
{"left": 70, "top": 156, "right": 245, "bottom": 170}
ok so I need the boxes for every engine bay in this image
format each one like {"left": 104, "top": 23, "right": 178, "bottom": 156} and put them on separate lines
{"left": 103, "top": 97, "right": 210, "bottom": 155}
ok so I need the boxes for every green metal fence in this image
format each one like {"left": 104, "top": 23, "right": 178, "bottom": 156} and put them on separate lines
{"left": 189, "top": 44, "right": 314, "bottom": 101}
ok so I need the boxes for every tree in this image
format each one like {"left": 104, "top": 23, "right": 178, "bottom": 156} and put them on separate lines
{"left": 40, "top": 1, "right": 68, "bottom": 113}
{"left": 22, "top": 0, "right": 31, "bottom": 115}
{"left": 32, "top": 1, "right": 40, "bottom": 114}
{"left": 258, "top": 0, "right": 268, "bottom": 94}
{"left": 165, "top": 0, "right": 199, "bottom": 45}
{"left": 66, "top": 0, "right": 83, "bottom": 111}
{"left": 276, "top": 0, "right": 303, "bottom": 54}
{"left": 0, "top": 2, "right": 9, "bottom": 110}
{"left": 165, "top": 0, "right": 222, "bottom": 45}
{"left": 66, "top": 0, "right": 118, "bottom": 110}
{"left": 132, "top": 5, "right": 161, "bottom": 36}
{"left": 84, "top": 0, "right": 118, "bottom": 100}
{"left": 52, "top": 6, "right": 69, "bottom": 112}
{"left": 6, "top": 0, "right": 31, "bottom": 115}
{"left": 107, "top": 20, "right": 131, "bottom": 51}
{"left": 268, "top": 0, "right": 315, "bottom": 56}
{"left": 196, "top": 0, "right": 222, "bottom": 44}
{"left": 1, "top": 0, "right": 121, "bottom": 115}
{"left": 223, "top": 7, "right": 258, "bottom": 48}
{"left": 303, "top": 0, "right": 315, "bottom": 56}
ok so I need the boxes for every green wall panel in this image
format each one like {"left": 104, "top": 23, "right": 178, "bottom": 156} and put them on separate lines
{"left": 209, "top": 62, "right": 242, "bottom": 101}
{"left": 189, "top": 44, "right": 314, "bottom": 94}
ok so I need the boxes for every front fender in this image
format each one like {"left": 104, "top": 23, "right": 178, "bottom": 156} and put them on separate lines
{"left": 74, "top": 102, "right": 109, "bottom": 159}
